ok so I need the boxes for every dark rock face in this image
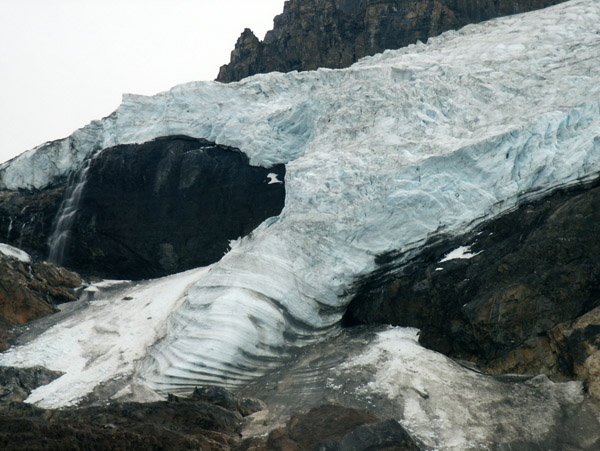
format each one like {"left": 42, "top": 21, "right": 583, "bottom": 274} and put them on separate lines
{"left": 0, "top": 397, "right": 246, "bottom": 450}
{"left": 345, "top": 180, "right": 600, "bottom": 398}
{"left": 0, "top": 185, "right": 65, "bottom": 260}
{"left": 58, "top": 136, "right": 285, "bottom": 279}
{"left": 0, "top": 253, "right": 83, "bottom": 351}
{"left": 217, "top": 0, "right": 566, "bottom": 83}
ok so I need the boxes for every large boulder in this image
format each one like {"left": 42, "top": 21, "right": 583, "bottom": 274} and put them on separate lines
{"left": 217, "top": 0, "right": 566, "bottom": 82}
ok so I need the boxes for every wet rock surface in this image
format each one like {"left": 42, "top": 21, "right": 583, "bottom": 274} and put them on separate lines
{"left": 217, "top": 0, "right": 565, "bottom": 82}
{"left": 0, "top": 185, "right": 65, "bottom": 260}
{"left": 58, "top": 135, "right": 285, "bottom": 279}
{"left": 0, "top": 366, "right": 62, "bottom": 407}
{"left": 0, "top": 252, "right": 83, "bottom": 351}
{"left": 345, "top": 180, "right": 600, "bottom": 398}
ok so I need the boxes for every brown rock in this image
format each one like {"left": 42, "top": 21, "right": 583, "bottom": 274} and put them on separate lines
{"left": 0, "top": 251, "right": 83, "bottom": 351}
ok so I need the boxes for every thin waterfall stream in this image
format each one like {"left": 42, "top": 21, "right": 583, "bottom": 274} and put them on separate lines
{"left": 47, "top": 156, "right": 95, "bottom": 264}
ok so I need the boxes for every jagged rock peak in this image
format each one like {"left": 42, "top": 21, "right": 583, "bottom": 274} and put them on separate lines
{"left": 217, "top": 0, "right": 566, "bottom": 83}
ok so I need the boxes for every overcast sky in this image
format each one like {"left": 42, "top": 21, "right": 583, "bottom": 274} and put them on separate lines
{"left": 0, "top": 0, "right": 285, "bottom": 164}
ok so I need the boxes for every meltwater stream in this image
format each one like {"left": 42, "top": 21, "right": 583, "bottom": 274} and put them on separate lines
{"left": 47, "top": 156, "right": 95, "bottom": 264}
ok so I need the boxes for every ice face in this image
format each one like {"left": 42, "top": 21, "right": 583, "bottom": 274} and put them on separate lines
{"left": 2, "top": 0, "right": 600, "bottom": 401}
{"left": 139, "top": 0, "right": 600, "bottom": 393}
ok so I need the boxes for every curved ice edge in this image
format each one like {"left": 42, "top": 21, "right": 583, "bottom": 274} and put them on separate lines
{"left": 138, "top": 96, "right": 600, "bottom": 394}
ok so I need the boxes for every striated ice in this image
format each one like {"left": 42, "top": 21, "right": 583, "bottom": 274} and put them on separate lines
{"left": 1, "top": 0, "right": 600, "bottom": 402}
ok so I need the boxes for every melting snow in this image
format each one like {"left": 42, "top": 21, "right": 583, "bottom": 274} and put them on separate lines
{"left": 0, "top": 243, "right": 31, "bottom": 263}
{"left": 440, "top": 245, "right": 481, "bottom": 262}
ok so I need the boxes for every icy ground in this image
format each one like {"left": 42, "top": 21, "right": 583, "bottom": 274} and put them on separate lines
{"left": 0, "top": 0, "right": 599, "bottom": 408}
{"left": 0, "top": 268, "right": 208, "bottom": 408}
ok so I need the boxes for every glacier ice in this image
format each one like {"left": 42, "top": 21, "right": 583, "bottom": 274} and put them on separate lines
{"left": 1, "top": 0, "right": 600, "bottom": 402}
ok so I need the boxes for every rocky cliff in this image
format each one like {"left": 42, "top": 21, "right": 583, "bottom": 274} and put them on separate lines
{"left": 217, "top": 0, "right": 566, "bottom": 82}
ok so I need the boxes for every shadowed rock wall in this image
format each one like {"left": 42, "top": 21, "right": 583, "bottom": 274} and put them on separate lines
{"left": 345, "top": 179, "right": 600, "bottom": 398}
{"left": 62, "top": 136, "right": 286, "bottom": 279}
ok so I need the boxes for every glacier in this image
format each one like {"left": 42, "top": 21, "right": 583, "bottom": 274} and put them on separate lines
{"left": 1, "top": 0, "right": 600, "bottom": 411}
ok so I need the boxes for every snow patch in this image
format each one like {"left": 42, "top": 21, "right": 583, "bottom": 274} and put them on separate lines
{"left": 440, "top": 245, "right": 481, "bottom": 262}
{"left": 0, "top": 243, "right": 31, "bottom": 263}
{"left": 337, "top": 326, "right": 587, "bottom": 449}
{"left": 267, "top": 173, "right": 283, "bottom": 184}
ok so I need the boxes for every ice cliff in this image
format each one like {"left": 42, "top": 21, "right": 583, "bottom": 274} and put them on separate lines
{"left": 1, "top": 0, "right": 599, "bottom": 398}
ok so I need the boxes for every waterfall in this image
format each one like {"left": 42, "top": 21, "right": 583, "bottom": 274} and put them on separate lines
{"left": 48, "top": 156, "right": 95, "bottom": 264}
{"left": 6, "top": 217, "right": 13, "bottom": 241}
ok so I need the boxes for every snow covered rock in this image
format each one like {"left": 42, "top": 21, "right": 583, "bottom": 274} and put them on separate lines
{"left": 345, "top": 181, "right": 600, "bottom": 392}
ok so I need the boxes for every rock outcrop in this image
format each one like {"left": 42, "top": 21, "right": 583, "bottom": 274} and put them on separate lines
{"left": 0, "top": 396, "right": 249, "bottom": 450}
{"left": 0, "top": 380, "right": 422, "bottom": 451}
{"left": 0, "top": 136, "right": 286, "bottom": 280}
{"left": 0, "top": 248, "right": 83, "bottom": 351}
{"left": 61, "top": 135, "right": 285, "bottom": 279}
{"left": 217, "top": 0, "right": 565, "bottom": 82}
{"left": 239, "top": 404, "right": 422, "bottom": 451}
{"left": 0, "top": 366, "right": 62, "bottom": 407}
{"left": 0, "top": 185, "right": 65, "bottom": 261}
{"left": 345, "top": 179, "right": 600, "bottom": 399}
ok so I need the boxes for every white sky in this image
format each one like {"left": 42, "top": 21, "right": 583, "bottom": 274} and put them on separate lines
{"left": 0, "top": 0, "right": 286, "bottom": 165}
